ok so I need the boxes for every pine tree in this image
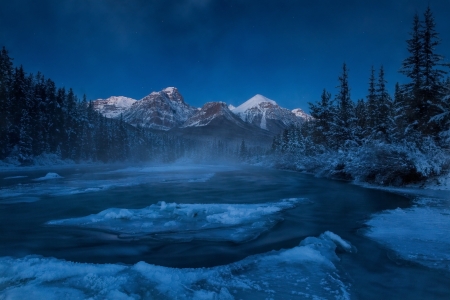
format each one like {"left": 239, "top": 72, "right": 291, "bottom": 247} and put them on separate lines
{"left": 366, "top": 66, "right": 377, "bottom": 132}
{"left": 10, "top": 66, "right": 29, "bottom": 148}
{"left": 373, "top": 66, "right": 393, "bottom": 140}
{"left": 392, "top": 82, "right": 408, "bottom": 140}
{"left": 18, "top": 109, "right": 33, "bottom": 163}
{"left": 332, "top": 63, "right": 355, "bottom": 147}
{"left": 400, "top": 7, "right": 449, "bottom": 136}
{"left": 0, "top": 47, "right": 13, "bottom": 158}
{"left": 355, "top": 99, "right": 367, "bottom": 142}
{"left": 239, "top": 139, "right": 248, "bottom": 159}
{"left": 421, "top": 6, "right": 448, "bottom": 136}
{"left": 401, "top": 13, "right": 423, "bottom": 98}
{"left": 309, "top": 89, "right": 332, "bottom": 146}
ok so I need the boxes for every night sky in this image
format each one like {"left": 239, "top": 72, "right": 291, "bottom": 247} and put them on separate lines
{"left": 1, "top": 0, "right": 450, "bottom": 111}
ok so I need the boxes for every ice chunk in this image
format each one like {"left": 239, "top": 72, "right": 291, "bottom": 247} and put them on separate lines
{"left": 33, "top": 172, "right": 63, "bottom": 181}
{"left": 0, "top": 232, "right": 353, "bottom": 299}
{"left": 365, "top": 205, "right": 450, "bottom": 271}
{"left": 47, "top": 199, "right": 308, "bottom": 243}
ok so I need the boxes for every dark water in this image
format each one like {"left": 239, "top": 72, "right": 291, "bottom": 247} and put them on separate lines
{"left": 0, "top": 164, "right": 449, "bottom": 299}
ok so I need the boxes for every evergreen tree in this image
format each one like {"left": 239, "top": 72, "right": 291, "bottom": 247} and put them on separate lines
{"left": 239, "top": 139, "right": 248, "bottom": 159}
{"left": 355, "top": 99, "right": 367, "bottom": 141}
{"left": 309, "top": 89, "right": 332, "bottom": 146}
{"left": 332, "top": 63, "right": 355, "bottom": 147}
{"left": 421, "top": 6, "right": 448, "bottom": 136}
{"left": 400, "top": 7, "right": 449, "bottom": 136}
{"left": 366, "top": 66, "right": 377, "bottom": 132}
{"left": 373, "top": 66, "right": 393, "bottom": 140}
{"left": 10, "top": 66, "right": 29, "bottom": 148}
{"left": 0, "top": 47, "right": 13, "bottom": 158}
{"left": 401, "top": 13, "right": 423, "bottom": 97}
{"left": 392, "top": 82, "right": 408, "bottom": 140}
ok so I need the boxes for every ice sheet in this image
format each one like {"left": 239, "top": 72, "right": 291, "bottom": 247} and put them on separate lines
{"left": 365, "top": 204, "right": 450, "bottom": 271}
{"left": 47, "top": 199, "right": 308, "bottom": 243}
{"left": 0, "top": 232, "right": 353, "bottom": 299}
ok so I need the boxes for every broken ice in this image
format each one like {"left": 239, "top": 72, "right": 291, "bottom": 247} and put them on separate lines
{"left": 47, "top": 199, "right": 308, "bottom": 243}
{"left": 0, "top": 231, "right": 353, "bottom": 300}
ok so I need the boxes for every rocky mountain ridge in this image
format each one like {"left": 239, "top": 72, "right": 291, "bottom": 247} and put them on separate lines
{"left": 92, "top": 88, "right": 311, "bottom": 141}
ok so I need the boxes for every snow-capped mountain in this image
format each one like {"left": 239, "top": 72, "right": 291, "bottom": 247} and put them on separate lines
{"left": 121, "top": 87, "right": 197, "bottom": 131}
{"left": 93, "top": 89, "right": 311, "bottom": 143}
{"left": 231, "top": 94, "right": 305, "bottom": 134}
{"left": 92, "top": 96, "right": 137, "bottom": 118}
{"left": 292, "top": 108, "right": 314, "bottom": 121}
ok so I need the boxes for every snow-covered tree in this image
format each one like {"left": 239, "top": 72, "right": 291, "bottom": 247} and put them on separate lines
{"left": 309, "top": 89, "right": 332, "bottom": 146}
{"left": 331, "top": 63, "right": 355, "bottom": 148}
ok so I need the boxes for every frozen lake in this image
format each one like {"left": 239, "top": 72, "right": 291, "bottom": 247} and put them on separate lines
{"left": 0, "top": 164, "right": 449, "bottom": 299}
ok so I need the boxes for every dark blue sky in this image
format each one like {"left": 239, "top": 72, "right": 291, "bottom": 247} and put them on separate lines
{"left": 1, "top": 0, "right": 450, "bottom": 111}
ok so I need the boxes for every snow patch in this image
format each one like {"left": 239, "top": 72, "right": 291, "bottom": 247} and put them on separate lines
{"left": 365, "top": 204, "right": 450, "bottom": 271}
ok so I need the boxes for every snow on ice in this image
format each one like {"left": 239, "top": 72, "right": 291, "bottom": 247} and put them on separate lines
{"left": 0, "top": 232, "right": 353, "bottom": 300}
{"left": 365, "top": 200, "right": 450, "bottom": 271}
{"left": 47, "top": 199, "right": 308, "bottom": 243}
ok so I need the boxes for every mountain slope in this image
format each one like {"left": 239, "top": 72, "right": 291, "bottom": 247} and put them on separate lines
{"left": 173, "top": 101, "right": 273, "bottom": 145}
{"left": 292, "top": 108, "right": 313, "bottom": 121}
{"left": 92, "top": 96, "right": 137, "bottom": 118}
{"left": 121, "top": 87, "right": 197, "bottom": 130}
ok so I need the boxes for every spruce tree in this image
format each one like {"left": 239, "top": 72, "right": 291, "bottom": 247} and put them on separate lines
{"left": 366, "top": 66, "right": 377, "bottom": 132}
{"left": 421, "top": 6, "right": 448, "bottom": 136}
{"left": 309, "top": 89, "right": 332, "bottom": 146}
{"left": 332, "top": 63, "right": 355, "bottom": 147}
{"left": 355, "top": 99, "right": 367, "bottom": 142}
{"left": 401, "top": 13, "right": 423, "bottom": 97}
{"left": 374, "top": 66, "right": 393, "bottom": 140}
{"left": 0, "top": 47, "right": 13, "bottom": 158}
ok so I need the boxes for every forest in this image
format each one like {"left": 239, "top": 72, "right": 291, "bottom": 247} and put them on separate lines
{"left": 271, "top": 7, "right": 450, "bottom": 185}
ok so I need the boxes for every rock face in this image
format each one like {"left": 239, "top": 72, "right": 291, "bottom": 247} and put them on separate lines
{"left": 92, "top": 96, "right": 137, "bottom": 118}
{"left": 121, "top": 87, "right": 197, "bottom": 130}
{"left": 175, "top": 101, "right": 272, "bottom": 145}
{"left": 182, "top": 102, "right": 245, "bottom": 128}
{"left": 231, "top": 94, "right": 305, "bottom": 134}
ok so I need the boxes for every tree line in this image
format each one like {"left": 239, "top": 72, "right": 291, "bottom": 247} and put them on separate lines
{"left": 0, "top": 48, "right": 191, "bottom": 164}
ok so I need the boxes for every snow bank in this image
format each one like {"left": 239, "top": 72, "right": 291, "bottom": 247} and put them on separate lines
{"left": 33, "top": 173, "right": 63, "bottom": 181}
{"left": 47, "top": 199, "right": 308, "bottom": 243}
{"left": 0, "top": 232, "right": 353, "bottom": 299}
{"left": 365, "top": 204, "right": 450, "bottom": 271}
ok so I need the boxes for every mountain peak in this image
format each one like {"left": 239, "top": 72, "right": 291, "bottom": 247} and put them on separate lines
{"left": 232, "top": 94, "right": 277, "bottom": 114}
{"left": 92, "top": 96, "right": 137, "bottom": 118}
{"left": 163, "top": 87, "right": 177, "bottom": 94}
